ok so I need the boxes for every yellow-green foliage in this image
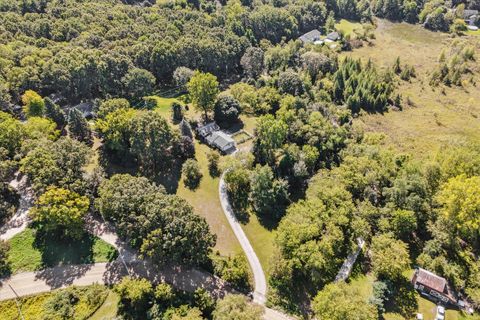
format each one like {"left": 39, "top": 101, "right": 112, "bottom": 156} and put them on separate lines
{"left": 0, "top": 285, "right": 109, "bottom": 320}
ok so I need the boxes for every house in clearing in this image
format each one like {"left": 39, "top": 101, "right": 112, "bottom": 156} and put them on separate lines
{"left": 412, "top": 267, "right": 457, "bottom": 305}
{"left": 196, "top": 122, "right": 236, "bottom": 153}
{"left": 298, "top": 29, "right": 322, "bottom": 44}
{"left": 326, "top": 31, "right": 340, "bottom": 41}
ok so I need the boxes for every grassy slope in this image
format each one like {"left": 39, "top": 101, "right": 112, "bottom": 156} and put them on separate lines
{"left": 344, "top": 19, "right": 480, "bottom": 156}
{"left": 8, "top": 228, "right": 118, "bottom": 273}
{"left": 88, "top": 290, "right": 120, "bottom": 320}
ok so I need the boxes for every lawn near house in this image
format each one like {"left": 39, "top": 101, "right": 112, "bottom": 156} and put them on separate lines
{"left": 7, "top": 228, "right": 118, "bottom": 274}
{"left": 176, "top": 141, "right": 242, "bottom": 256}
{"left": 335, "top": 19, "right": 365, "bottom": 36}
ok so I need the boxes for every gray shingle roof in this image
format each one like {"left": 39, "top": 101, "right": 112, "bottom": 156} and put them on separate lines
{"left": 299, "top": 29, "right": 322, "bottom": 43}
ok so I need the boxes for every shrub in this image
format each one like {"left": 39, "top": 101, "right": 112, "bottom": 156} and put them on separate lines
{"left": 182, "top": 159, "right": 203, "bottom": 189}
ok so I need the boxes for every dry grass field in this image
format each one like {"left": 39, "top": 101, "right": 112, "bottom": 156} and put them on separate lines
{"left": 344, "top": 20, "right": 480, "bottom": 157}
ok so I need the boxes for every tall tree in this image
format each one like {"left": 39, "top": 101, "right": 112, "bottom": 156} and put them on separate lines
{"left": 44, "top": 98, "right": 67, "bottom": 131}
{"left": 68, "top": 108, "right": 93, "bottom": 145}
{"left": 22, "top": 90, "right": 45, "bottom": 118}
{"left": 129, "top": 111, "right": 175, "bottom": 175}
{"left": 370, "top": 233, "right": 410, "bottom": 281}
{"left": 187, "top": 71, "right": 219, "bottom": 120}
{"left": 312, "top": 282, "right": 378, "bottom": 320}
{"left": 30, "top": 187, "right": 90, "bottom": 239}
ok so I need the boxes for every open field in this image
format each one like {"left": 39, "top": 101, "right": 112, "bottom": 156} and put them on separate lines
{"left": 7, "top": 228, "right": 117, "bottom": 274}
{"left": 344, "top": 20, "right": 480, "bottom": 157}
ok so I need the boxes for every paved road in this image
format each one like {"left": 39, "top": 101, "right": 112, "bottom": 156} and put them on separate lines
{"left": 0, "top": 175, "right": 292, "bottom": 319}
{"left": 219, "top": 174, "right": 295, "bottom": 319}
{"left": 219, "top": 174, "right": 267, "bottom": 304}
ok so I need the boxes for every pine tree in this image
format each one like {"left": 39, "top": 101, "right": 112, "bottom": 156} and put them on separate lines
{"left": 68, "top": 108, "right": 92, "bottom": 145}
{"left": 44, "top": 98, "right": 66, "bottom": 130}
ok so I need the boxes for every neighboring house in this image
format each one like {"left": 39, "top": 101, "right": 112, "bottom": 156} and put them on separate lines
{"left": 412, "top": 268, "right": 457, "bottom": 305}
{"left": 205, "top": 131, "right": 235, "bottom": 153}
{"left": 72, "top": 101, "right": 95, "bottom": 119}
{"left": 326, "top": 31, "right": 340, "bottom": 41}
{"left": 463, "top": 9, "right": 479, "bottom": 25}
{"left": 298, "top": 29, "right": 322, "bottom": 44}
{"left": 197, "top": 122, "right": 220, "bottom": 138}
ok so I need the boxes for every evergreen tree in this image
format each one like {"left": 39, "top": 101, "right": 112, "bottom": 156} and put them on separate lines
{"left": 68, "top": 108, "right": 93, "bottom": 145}
{"left": 44, "top": 98, "right": 66, "bottom": 130}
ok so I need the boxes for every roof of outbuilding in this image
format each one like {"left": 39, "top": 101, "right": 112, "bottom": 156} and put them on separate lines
{"left": 414, "top": 268, "right": 447, "bottom": 293}
{"left": 464, "top": 9, "right": 479, "bottom": 18}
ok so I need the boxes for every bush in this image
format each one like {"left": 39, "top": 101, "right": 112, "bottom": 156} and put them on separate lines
{"left": 182, "top": 159, "right": 203, "bottom": 189}
{"left": 171, "top": 102, "right": 184, "bottom": 122}
{"left": 207, "top": 151, "right": 220, "bottom": 177}
{"left": 213, "top": 253, "right": 252, "bottom": 292}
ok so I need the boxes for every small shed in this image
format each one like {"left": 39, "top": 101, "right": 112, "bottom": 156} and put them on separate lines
{"left": 299, "top": 29, "right": 322, "bottom": 44}
{"left": 412, "top": 268, "right": 457, "bottom": 305}
{"left": 205, "top": 131, "right": 235, "bottom": 153}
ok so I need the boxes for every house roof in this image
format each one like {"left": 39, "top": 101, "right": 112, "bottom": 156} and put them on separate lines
{"left": 414, "top": 268, "right": 447, "bottom": 293}
{"left": 326, "top": 31, "right": 340, "bottom": 41}
{"left": 299, "top": 29, "right": 322, "bottom": 43}
{"left": 206, "top": 131, "right": 234, "bottom": 150}
{"left": 197, "top": 122, "right": 220, "bottom": 137}
{"left": 464, "top": 9, "right": 479, "bottom": 19}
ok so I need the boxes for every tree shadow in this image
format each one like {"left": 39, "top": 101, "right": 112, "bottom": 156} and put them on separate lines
{"left": 384, "top": 276, "right": 419, "bottom": 317}
{"left": 34, "top": 263, "right": 94, "bottom": 289}
{"left": 153, "top": 161, "right": 182, "bottom": 194}
{"left": 33, "top": 230, "right": 97, "bottom": 268}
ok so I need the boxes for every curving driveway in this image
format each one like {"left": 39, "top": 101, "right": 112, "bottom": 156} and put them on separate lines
{"left": 218, "top": 174, "right": 267, "bottom": 304}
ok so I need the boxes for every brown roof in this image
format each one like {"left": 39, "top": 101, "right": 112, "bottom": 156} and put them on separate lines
{"left": 415, "top": 268, "right": 446, "bottom": 293}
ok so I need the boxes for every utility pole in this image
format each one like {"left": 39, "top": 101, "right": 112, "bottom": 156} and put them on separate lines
{"left": 8, "top": 284, "right": 25, "bottom": 320}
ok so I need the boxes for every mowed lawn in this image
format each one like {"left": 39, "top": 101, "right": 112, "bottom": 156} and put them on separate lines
{"left": 343, "top": 19, "right": 480, "bottom": 157}
{"left": 335, "top": 19, "right": 365, "bottom": 36}
{"left": 7, "top": 228, "right": 118, "bottom": 273}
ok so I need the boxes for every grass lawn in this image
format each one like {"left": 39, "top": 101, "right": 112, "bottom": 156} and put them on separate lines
{"left": 176, "top": 141, "right": 241, "bottom": 256}
{"left": 7, "top": 228, "right": 118, "bottom": 274}
{"left": 240, "top": 214, "right": 276, "bottom": 277}
{"left": 343, "top": 19, "right": 480, "bottom": 157}
{"left": 335, "top": 19, "right": 365, "bottom": 36}
{"left": 88, "top": 290, "right": 119, "bottom": 320}
{"left": 147, "top": 95, "right": 182, "bottom": 119}
{"left": 0, "top": 285, "right": 109, "bottom": 320}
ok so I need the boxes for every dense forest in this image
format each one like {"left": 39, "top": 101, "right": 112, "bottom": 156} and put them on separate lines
{"left": 0, "top": 0, "right": 480, "bottom": 319}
